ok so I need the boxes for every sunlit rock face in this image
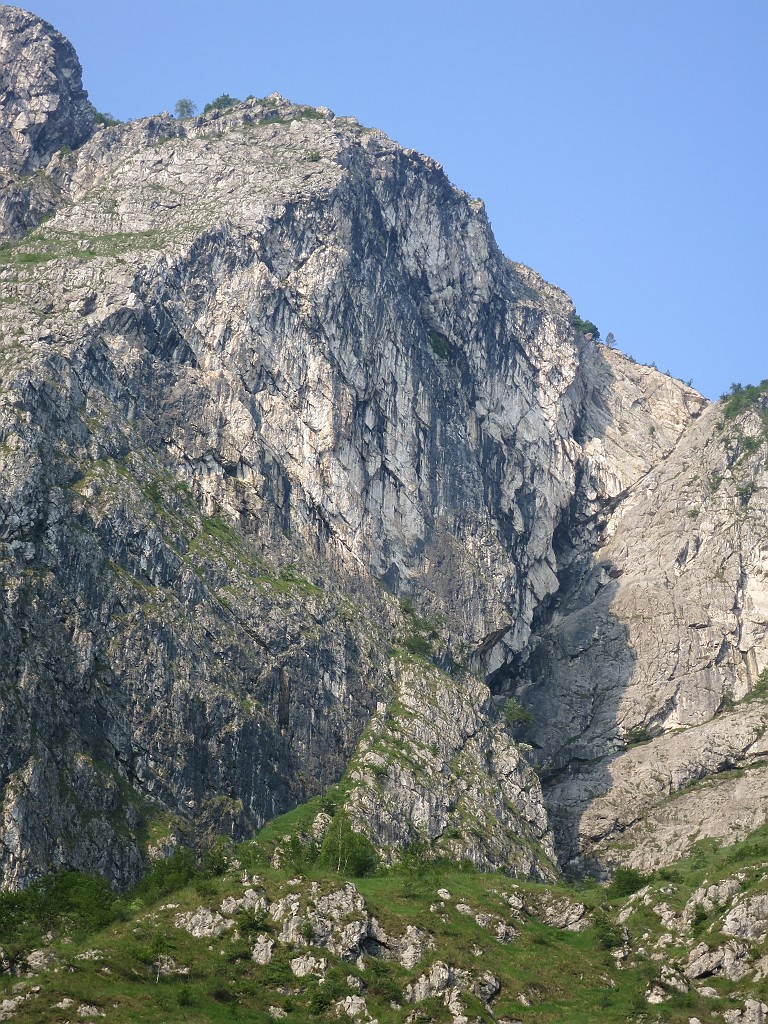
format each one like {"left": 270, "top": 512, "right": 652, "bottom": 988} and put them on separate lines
{"left": 516, "top": 402, "right": 768, "bottom": 874}
{"left": 1, "top": 6, "right": 765, "bottom": 892}
{"left": 0, "top": 5, "right": 94, "bottom": 174}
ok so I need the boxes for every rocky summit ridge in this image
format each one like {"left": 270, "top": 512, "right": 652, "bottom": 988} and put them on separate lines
{"left": 0, "top": 0, "right": 766, "bottom": 922}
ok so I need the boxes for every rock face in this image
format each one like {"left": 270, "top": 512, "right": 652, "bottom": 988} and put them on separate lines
{"left": 0, "top": 6, "right": 95, "bottom": 240}
{"left": 513, "top": 401, "right": 768, "bottom": 872}
{"left": 0, "top": 6, "right": 94, "bottom": 174}
{"left": 345, "top": 663, "right": 556, "bottom": 878}
{"left": 0, "top": 7, "right": 766, "bottom": 891}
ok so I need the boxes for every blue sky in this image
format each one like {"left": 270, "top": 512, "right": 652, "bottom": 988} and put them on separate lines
{"left": 19, "top": 0, "right": 767, "bottom": 399}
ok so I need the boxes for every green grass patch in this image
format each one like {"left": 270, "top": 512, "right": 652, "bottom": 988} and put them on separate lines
{"left": 5, "top": 780, "right": 768, "bottom": 1022}
{"left": 426, "top": 327, "right": 451, "bottom": 358}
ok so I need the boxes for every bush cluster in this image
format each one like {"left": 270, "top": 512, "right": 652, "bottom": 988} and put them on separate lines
{"left": 720, "top": 379, "right": 768, "bottom": 421}
{"left": 571, "top": 314, "right": 601, "bottom": 340}
{"left": 0, "top": 848, "right": 197, "bottom": 961}
{"left": 606, "top": 866, "right": 648, "bottom": 898}
{"left": 503, "top": 697, "right": 534, "bottom": 728}
{"left": 203, "top": 93, "right": 240, "bottom": 115}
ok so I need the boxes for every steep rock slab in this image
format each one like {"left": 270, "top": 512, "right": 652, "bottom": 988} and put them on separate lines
{"left": 0, "top": 94, "right": 583, "bottom": 887}
{"left": 0, "top": 6, "right": 94, "bottom": 239}
{"left": 518, "top": 401, "right": 768, "bottom": 871}
{"left": 345, "top": 662, "right": 556, "bottom": 879}
{"left": 0, "top": 5, "right": 94, "bottom": 174}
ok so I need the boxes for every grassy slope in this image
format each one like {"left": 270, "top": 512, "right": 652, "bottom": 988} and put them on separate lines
{"left": 1, "top": 801, "right": 767, "bottom": 1024}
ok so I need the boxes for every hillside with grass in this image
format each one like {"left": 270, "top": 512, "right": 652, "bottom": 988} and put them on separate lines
{"left": 2, "top": 798, "right": 768, "bottom": 1023}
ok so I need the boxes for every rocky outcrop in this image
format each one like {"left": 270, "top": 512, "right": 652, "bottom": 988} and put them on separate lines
{"left": 345, "top": 663, "right": 556, "bottom": 877}
{"left": 0, "top": 6, "right": 93, "bottom": 173}
{"left": 0, "top": 6, "right": 95, "bottom": 238}
{"left": 0, "top": 16, "right": 594, "bottom": 886}
{"left": 514, "top": 400, "right": 768, "bottom": 871}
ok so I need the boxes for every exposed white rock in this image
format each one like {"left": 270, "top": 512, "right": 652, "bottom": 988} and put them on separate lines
{"left": 290, "top": 953, "right": 327, "bottom": 978}
{"left": 220, "top": 888, "right": 268, "bottom": 916}
{"left": 404, "top": 961, "right": 498, "bottom": 1008}
{"left": 723, "top": 893, "right": 768, "bottom": 942}
{"left": 153, "top": 955, "right": 189, "bottom": 976}
{"left": 0, "top": 7, "right": 94, "bottom": 177}
{"left": 724, "top": 1001, "right": 768, "bottom": 1024}
{"left": 333, "top": 995, "right": 370, "bottom": 1019}
{"left": 526, "top": 399, "right": 768, "bottom": 872}
{"left": 24, "top": 949, "right": 56, "bottom": 972}
{"left": 174, "top": 907, "right": 233, "bottom": 938}
{"left": 526, "top": 893, "right": 588, "bottom": 930}
{"left": 684, "top": 876, "right": 743, "bottom": 923}
{"left": 405, "top": 961, "right": 454, "bottom": 1003}
{"left": 684, "top": 940, "right": 751, "bottom": 981}
{"left": 396, "top": 925, "right": 434, "bottom": 968}
{"left": 474, "top": 913, "right": 517, "bottom": 943}
{"left": 252, "top": 935, "right": 275, "bottom": 965}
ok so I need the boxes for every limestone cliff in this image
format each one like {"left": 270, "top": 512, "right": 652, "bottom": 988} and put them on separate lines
{"left": 0, "top": 6, "right": 765, "bottom": 893}
{"left": 514, "top": 398, "right": 768, "bottom": 873}
{"left": 0, "top": 6, "right": 94, "bottom": 238}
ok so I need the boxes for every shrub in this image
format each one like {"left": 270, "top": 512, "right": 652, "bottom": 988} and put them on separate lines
{"left": 176, "top": 988, "right": 195, "bottom": 1007}
{"left": 592, "top": 909, "right": 623, "bottom": 949}
{"left": 308, "top": 988, "right": 334, "bottom": 1014}
{"left": 750, "top": 668, "right": 768, "bottom": 700}
{"left": 736, "top": 480, "right": 757, "bottom": 503}
{"left": 135, "top": 847, "right": 196, "bottom": 902}
{"left": 0, "top": 870, "right": 117, "bottom": 950}
{"left": 503, "top": 697, "right": 534, "bottom": 728}
{"left": 93, "top": 111, "right": 121, "bottom": 127}
{"left": 606, "top": 866, "right": 647, "bottom": 898}
{"left": 396, "top": 599, "right": 443, "bottom": 661}
{"left": 203, "top": 93, "right": 240, "bottom": 115}
{"left": 571, "top": 314, "right": 601, "bottom": 340}
{"left": 692, "top": 905, "right": 708, "bottom": 928}
{"left": 307, "top": 970, "right": 347, "bottom": 1013}
{"left": 721, "top": 379, "right": 768, "bottom": 421}
{"left": 401, "top": 633, "right": 432, "bottom": 657}
{"left": 427, "top": 328, "right": 451, "bottom": 358}
{"left": 237, "top": 905, "right": 269, "bottom": 935}
{"left": 317, "top": 812, "right": 377, "bottom": 876}
{"left": 624, "top": 725, "right": 652, "bottom": 746}
{"left": 280, "top": 833, "right": 319, "bottom": 872}
{"left": 174, "top": 98, "right": 197, "bottom": 119}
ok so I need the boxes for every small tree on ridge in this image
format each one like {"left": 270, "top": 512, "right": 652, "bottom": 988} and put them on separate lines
{"left": 174, "top": 98, "right": 196, "bottom": 119}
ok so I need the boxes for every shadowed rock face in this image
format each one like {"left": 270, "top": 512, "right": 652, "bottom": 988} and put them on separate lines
{"left": 0, "top": 7, "right": 765, "bottom": 893}
{"left": 513, "top": 403, "right": 768, "bottom": 874}
{"left": 0, "top": 6, "right": 94, "bottom": 174}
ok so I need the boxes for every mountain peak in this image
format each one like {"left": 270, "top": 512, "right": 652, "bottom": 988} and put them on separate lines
{"left": 0, "top": 4, "right": 95, "bottom": 175}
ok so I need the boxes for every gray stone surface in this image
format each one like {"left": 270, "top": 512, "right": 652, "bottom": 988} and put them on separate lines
{"left": 514, "top": 402, "right": 768, "bottom": 871}
{"left": 0, "top": 5, "right": 766, "bottom": 894}
{"left": 0, "top": 6, "right": 94, "bottom": 173}
{"left": 345, "top": 664, "right": 556, "bottom": 877}
{"left": 0, "top": 6, "right": 95, "bottom": 237}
